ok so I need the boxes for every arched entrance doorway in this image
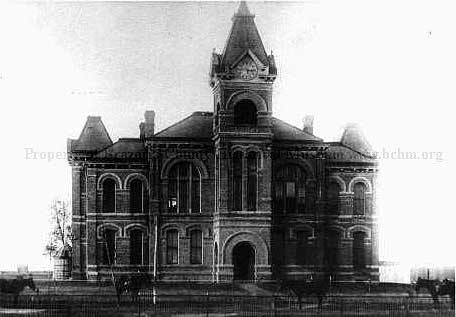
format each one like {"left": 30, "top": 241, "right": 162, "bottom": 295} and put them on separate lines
{"left": 232, "top": 242, "right": 255, "bottom": 280}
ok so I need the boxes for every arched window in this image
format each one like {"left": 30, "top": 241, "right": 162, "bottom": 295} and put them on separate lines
{"left": 325, "top": 229, "right": 340, "bottom": 270}
{"left": 327, "top": 182, "right": 341, "bottom": 214}
{"left": 130, "top": 179, "right": 143, "bottom": 213}
{"left": 102, "top": 229, "right": 116, "bottom": 265}
{"left": 234, "top": 99, "right": 257, "bottom": 125}
{"left": 353, "top": 182, "right": 366, "bottom": 215}
{"left": 296, "top": 230, "right": 310, "bottom": 265}
{"left": 166, "top": 230, "right": 179, "bottom": 264}
{"left": 130, "top": 229, "right": 144, "bottom": 265}
{"left": 247, "top": 152, "right": 258, "bottom": 211}
{"left": 168, "top": 162, "right": 201, "bottom": 213}
{"left": 274, "top": 165, "right": 305, "bottom": 213}
{"left": 102, "top": 179, "right": 116, "bottom": 213}
{"left": 353, "top": 231, "right": 367, "bottom": 269}
{"left": 232, "top": 152, "right": 243, "bottom": 210}
{"left": 190, "top": 230, "right": 203, "bottom": 264}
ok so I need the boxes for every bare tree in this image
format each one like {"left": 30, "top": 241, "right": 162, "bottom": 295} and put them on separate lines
{"left": 44, "top": 198, "right": 72, "bottom": 258}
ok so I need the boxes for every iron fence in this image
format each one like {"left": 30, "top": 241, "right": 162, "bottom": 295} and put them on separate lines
{"left": 0, "top": 293, "right": 454, "bottom": 316}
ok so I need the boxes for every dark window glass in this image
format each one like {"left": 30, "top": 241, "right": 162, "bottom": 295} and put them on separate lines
{"left": 327, "top": 182, "right": 340, "bottom": 214}
{"left": 179, "top": 177, "right": 189, "bottom": 212}
{"left": 274, "top": 183, "right": 284, "bottom": 212}
{"left": 130, "top": 179, "right": 143, "bottom": 213}
{"left": 190, "top": 230, "right": 203, "bottom": 264}
{"left": 274, "top": 165, "right": 305, "bottom": 213}
{"left": 166, "top": 230, "right": 179, "bottom": 264}
{"left": 233, "top": 152, "right": 243, "bottom": 210}
{"left": 191, "top": 167, "right": 200, "bottom": 213}
{"left": 305, "top": 181, "right": 316, "bottom": 213}
{"left": 285, "top": 181, "right": 296, "bottom": 212}
{"left": 353, "top": 231, "right": 366, "bottom": 269}
{"left": 354, "top": 183, "right": 366, "bottom": 215}
{"left": 102, "top": 179, "right": 116, "bottom": 213}
{"left": 296, "top": 231, "right": 310, "bottom": 265}
{"left": 168, "top": 180, "right": 177, "bottom": 213}
{"left": 130, "top": 229, "right": 143, "bottom": 265}
{"left": 272, "top": 230, "right": 286, "bottom": 269}
{"left": 168, "top": 163, "right": 200, "bottom": 213}
{"left": 102, "top": 229, "right": 116, "bottom": 265}
{"left": 234, "top": 99, "right": 257, "bottom": 125}
{"left": 325, "top": 230, "right": 340, "bottom": 269}
{"left": 247, "top": 152, "right": 257, "bottom": 211}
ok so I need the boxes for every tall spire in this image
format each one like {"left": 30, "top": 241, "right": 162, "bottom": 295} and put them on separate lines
{"left": 236, "top": 1, "right": 253, "bottom": 17}
{"left": 221, "top": 1, "right": 268, "bottom": 67}
{"left": 209, "top": 1, "right": 277, "bottom": 85}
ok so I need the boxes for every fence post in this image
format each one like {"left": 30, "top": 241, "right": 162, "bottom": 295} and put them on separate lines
{"left": 339, "top": 297, "right": 343, "bottom": 317}
{"left": 137, "top": 294, "right": 141, "bottom": 317}
{"left": 206, "top": 290, "right": 209, "bottom": 317}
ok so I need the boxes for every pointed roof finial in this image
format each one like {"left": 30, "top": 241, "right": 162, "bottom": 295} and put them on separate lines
{"left": 236, "top": 1, "right": 253, "bottom": 17}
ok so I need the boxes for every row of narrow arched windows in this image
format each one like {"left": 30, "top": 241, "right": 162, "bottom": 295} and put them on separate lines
{"left": 274, "top": 165, "right": 307, "bottom": 213}
{"left": 100, "top": 227, "right": 366, "bottom": 269}
{"left": 101, "top": 178, "right": 146, "bottom": 213}
{"left": 273, "top": 164, "right": 319, "bottom": 214}
{"left": 101, "top": 228, "right": 145, "bottom": 266}
{"left": 324, "top": 230, "right": 367, "bottom": 270}
{"left": 327, "top": 181, "right": 367, "bottom": 215}
{"left": 272, "top": 165, "right": 369, "bottom": 215}
{"left": 273, "top": 229, "right": 368, "bottom": 270}
{"left": 166, "top": 229, "right": 203, "bottom": 265}
{"left": 232, "top": 151, "right": 258, "bottom": 211}
{"left": 100, "top": 166, "right": 368, "bottom": 215}
{"left": 167, "top": 162, "right": 201, "bottom": 213}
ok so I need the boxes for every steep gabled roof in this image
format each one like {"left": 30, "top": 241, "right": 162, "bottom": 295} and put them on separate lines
{"left": 340, "top": 123, "right": 374, "bottom": 157}
{"left": 221, "top": 1, "right": 269, "bottom": 67}
{"left": 153, "top": 112, "right": 323, "bottom": 143}
{"left": 71, "top": 116, "right": 112, "bottom": 152}
{"left": 154, "top": 112, "right": 214, "bottom": 139}
{"left": 326, "top": 143, "right": 376, "bottom": 163}
{"left": 95, "top": 138, "right": 146, "bottom": 160}
{"left": 272, "top": 117, "right": 322, "bottom": 142}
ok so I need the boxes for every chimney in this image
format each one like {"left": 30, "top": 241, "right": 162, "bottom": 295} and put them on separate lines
{"left": 303, "top": 115, "right": 314, "bottom": 134}
{"left": 141, "top": 110, "right": 155, "bottom": 139}
{"left": 139, "top": 122, "right": 145, "bottom": 139}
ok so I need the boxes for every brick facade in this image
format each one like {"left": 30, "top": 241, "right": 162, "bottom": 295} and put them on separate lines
{"left": 67, "top": 2, "right": 379, "bottom": 282}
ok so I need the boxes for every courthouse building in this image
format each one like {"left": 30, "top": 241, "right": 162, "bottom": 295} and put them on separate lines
{"left": 68, "top": 2, "right": 379, "bottom": 281}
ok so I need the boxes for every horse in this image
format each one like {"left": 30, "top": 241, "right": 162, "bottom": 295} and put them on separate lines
{"left": 438, "top": 279, "right": 455, "bottom": 303}
{"left": 113, "top": 275, "right": 130, "bottom": 305}
{"left": 277, "top": 274, "right": 331, "bottom": 310}
{"left": 126, "top": 272, "right": 154, "bottom": 302}
{"left": 114, "top": 273, "right": 154, "bottom": 305}
{"left": 0, "top": 276, "right": 39, "bottom": 305}
{"left": 414, "top": 277, "right": 440, "bottom": 308}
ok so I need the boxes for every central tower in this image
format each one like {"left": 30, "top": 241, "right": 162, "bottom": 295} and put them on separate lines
{"left": 210, "top": 1, "right": 277, "bottom": 281}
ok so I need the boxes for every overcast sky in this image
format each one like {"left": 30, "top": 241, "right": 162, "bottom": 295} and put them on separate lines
{"left": 0, "top": 0, "right": 454, "bottom": 271}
